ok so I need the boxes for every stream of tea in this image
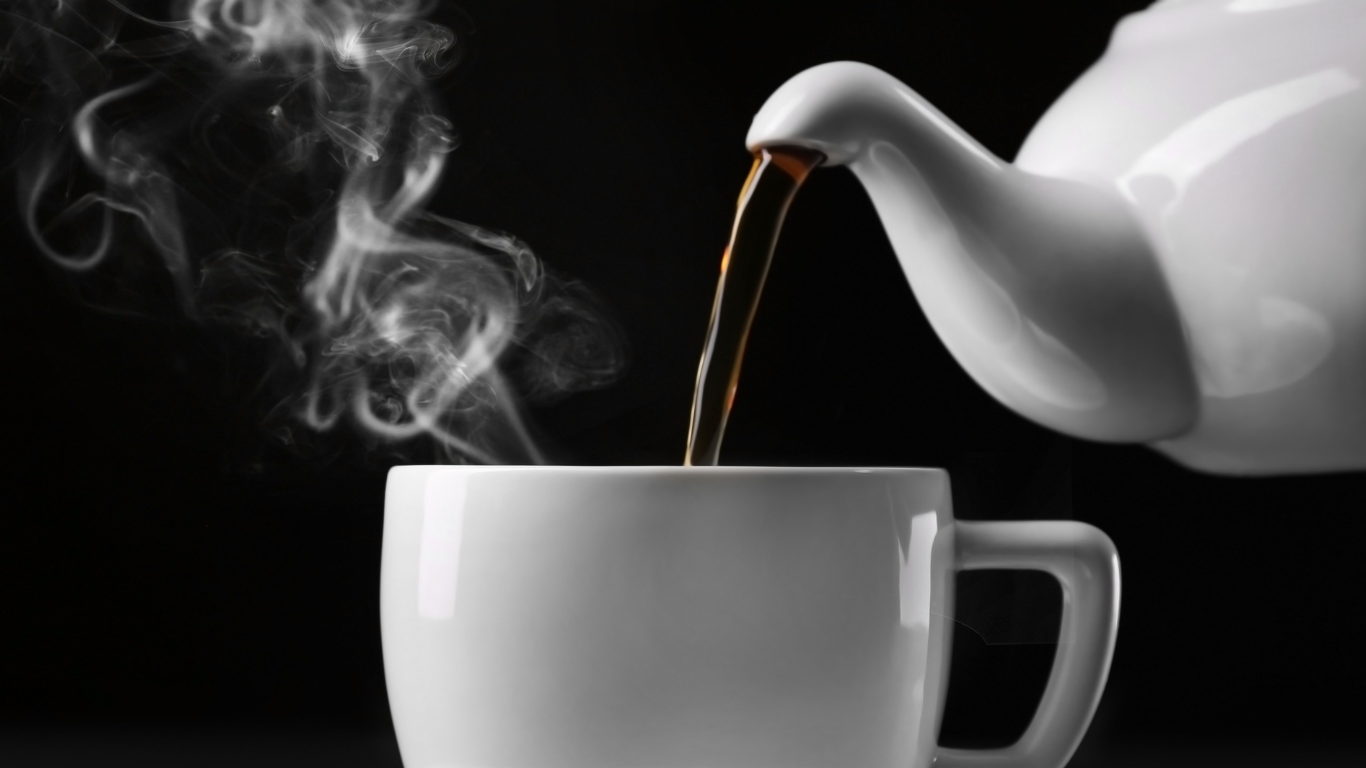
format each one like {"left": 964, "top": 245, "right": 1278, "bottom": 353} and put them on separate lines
{"left": 684, "top": 146, "right": 824, "bottom": 466}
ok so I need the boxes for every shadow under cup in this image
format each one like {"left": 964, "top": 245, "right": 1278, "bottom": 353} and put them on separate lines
{"left": 380, "top": 467, "right": 1116, "bottom": 768}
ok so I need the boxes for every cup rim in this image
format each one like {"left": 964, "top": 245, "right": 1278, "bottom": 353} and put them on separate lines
{"left": 389, "top": 465, "right": 947, "bottom": 475}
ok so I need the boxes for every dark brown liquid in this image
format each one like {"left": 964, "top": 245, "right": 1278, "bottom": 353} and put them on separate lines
{"left": 684, "top": 146, "right": 824, "bottom": 466}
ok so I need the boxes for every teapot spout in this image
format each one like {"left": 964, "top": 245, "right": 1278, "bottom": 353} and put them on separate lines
{"left": 748, "top": 62, "right": 1199, "bottom": 443}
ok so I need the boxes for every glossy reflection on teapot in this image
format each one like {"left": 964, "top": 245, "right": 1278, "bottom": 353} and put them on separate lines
{"left": 745, "top": 0, "right": 1366, "bottom": 475}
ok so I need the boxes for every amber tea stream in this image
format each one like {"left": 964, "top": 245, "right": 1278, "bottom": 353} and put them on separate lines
{"left": 684, "top": 146, "right": 824, "bottom": 466}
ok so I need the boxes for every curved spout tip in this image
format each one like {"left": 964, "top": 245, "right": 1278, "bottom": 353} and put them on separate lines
{"left": 746, "top": 61, "right": 1000, "bottom": 170}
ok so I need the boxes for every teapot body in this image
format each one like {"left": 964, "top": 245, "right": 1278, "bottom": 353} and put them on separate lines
{"left": 747, "top": 0, "right": 1366, "bottom": 474}
{"left": 1016, "top": 0, "right": 1366, "bottom": 473}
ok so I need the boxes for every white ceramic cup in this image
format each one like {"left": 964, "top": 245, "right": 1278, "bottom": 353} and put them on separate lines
{"left": 381, "top": 466, "right": 1119, "bottom": 768}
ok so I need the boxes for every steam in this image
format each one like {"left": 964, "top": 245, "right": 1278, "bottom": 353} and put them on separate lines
{"left": 3, "top": 0, "right": 623, "bottom": 464}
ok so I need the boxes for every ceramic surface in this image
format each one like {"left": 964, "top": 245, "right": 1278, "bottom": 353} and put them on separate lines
{"left": 747, "top": 0, "right": 1366, "bottom": 474}
{"left": 380, "top": 466, "right": 1120, "bottom": 768}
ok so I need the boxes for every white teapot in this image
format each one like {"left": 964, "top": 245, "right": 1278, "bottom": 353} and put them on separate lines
{"left": 747, "top": 0, "right": 1366, "bottom": 474}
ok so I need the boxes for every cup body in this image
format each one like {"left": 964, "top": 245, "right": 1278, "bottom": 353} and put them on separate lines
{"left": 381, "top": 466, "right": 958, "bottom": 768}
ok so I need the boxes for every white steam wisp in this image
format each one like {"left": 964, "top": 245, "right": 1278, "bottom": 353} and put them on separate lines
{"left": 4, "top": 0, "right": 623, "bottom": 464}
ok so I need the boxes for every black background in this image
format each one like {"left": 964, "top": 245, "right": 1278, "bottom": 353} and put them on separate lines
{"left": 2, "top": 0, "right": 1364, "bottom": 765}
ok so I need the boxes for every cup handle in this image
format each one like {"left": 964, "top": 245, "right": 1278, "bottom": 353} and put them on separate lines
{"left": 935, "top": 520, "right": 1120, "bottom": 768}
